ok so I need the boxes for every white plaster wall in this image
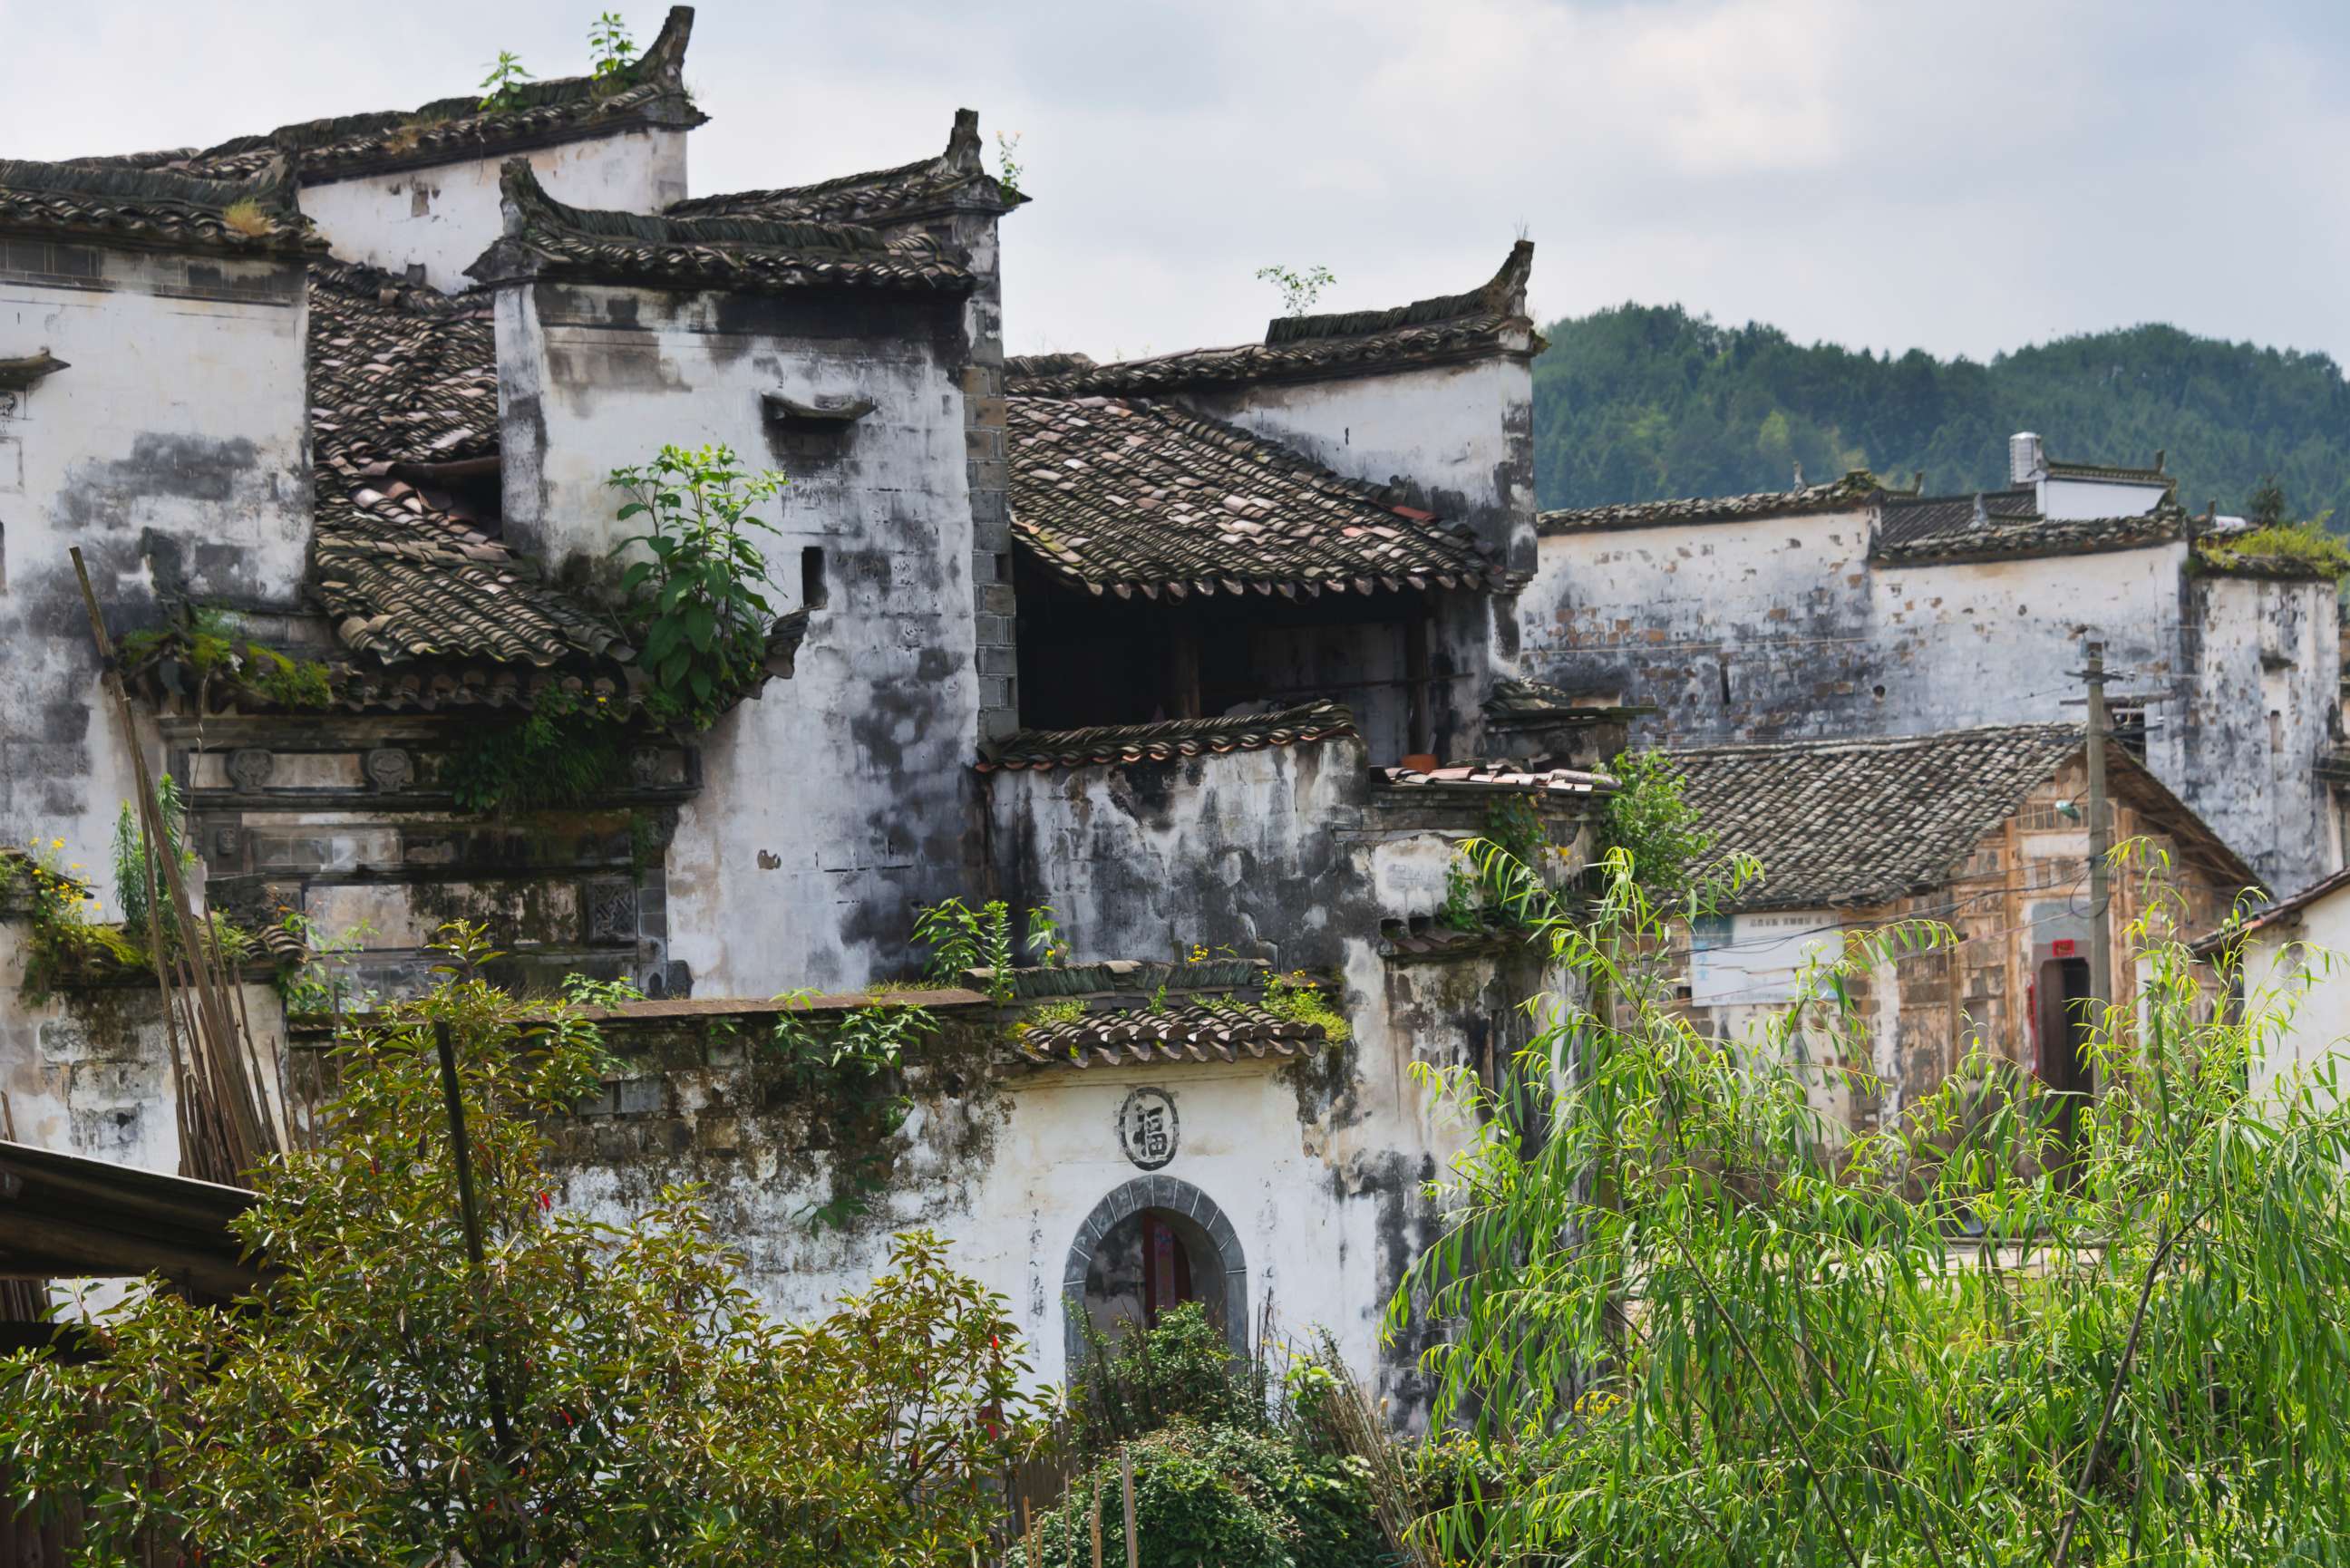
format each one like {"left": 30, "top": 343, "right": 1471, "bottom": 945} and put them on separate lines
{"left": 2186, "top": 576, "right": 2342, "bottom": 891}
{"left": 1522, "top": 510, "right": 2341, "bottom": 890}
{"left": 0, "top": 917, "right": 291, "bottom": 1175}
{"left": 300, "top": 129, "right": 690, "bottom": 294}
{"left": 550, "top": 952, "right": 1510, "bottom": 1416}
{"left": 2037, "top": 475, "right": 2168, "bottom": 520}
{"left": 2243, "top": 891, "right": 2350, "bottom": 1113}
{"left": 498, "top": 279, "right": 978, "bottom": 993}
{"left": 0, "top": 247, "right": 309, "bottom": 894}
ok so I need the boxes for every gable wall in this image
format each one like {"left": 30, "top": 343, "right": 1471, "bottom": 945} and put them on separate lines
{"left": 495, "top": 277, "right": 981, "bottom": 994}
{"left": 0, "top": 240, "right": 309, "bottom": 882}
{"left": 1523, "top": 509, "right": 2337, "bottom": 891}
{"left": 300, "top": 129, "right": 691, "bottom": 294}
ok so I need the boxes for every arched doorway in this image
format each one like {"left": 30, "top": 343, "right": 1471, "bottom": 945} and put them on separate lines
{"left": 1063, "top": 1176, "right": 1248, "bottom": 1374}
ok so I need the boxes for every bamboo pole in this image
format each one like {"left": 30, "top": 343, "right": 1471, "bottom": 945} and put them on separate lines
{"left": 1120, "top": 1447, "right": 1137, "bottom": 1568}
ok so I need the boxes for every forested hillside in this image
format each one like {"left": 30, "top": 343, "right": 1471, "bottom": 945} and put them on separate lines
{"left": 1531, "top": 306, "right": 2350, "bottom": 526}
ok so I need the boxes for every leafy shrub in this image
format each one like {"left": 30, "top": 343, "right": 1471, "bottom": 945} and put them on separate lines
{"left": 1261, "top": 970, "right": 1351, "bottom": 1044}
{"left": 0, "top": 924, "right": 1041, "bottom": 1565}
{"left": 441, "top": 689, "right": 629, "bottom": 814}
{"left": 608, "top": 443, "right": 787, "bottom": 731}
{"left": 1069, "top": 1302, "right": 1260, "bottom": 1455}
{"left": 111, "top": 772, "right": 193, "bottom": 945}
{"left": 914, "top": 895, "right": 1063, "bottom": 1002}
{"left": 1597, "top": 746, "right": 1712, "bottom": 896}
{"left": 1034, "top": 1420, "right": 1376, "bottom": 1568}
{"left": 2196, "top": 518, "right": 2350, "bottom": 577}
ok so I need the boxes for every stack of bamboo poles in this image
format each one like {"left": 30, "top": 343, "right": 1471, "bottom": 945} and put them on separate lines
{"left": 69, "top": 547, "right": 286, "bottom": 1186}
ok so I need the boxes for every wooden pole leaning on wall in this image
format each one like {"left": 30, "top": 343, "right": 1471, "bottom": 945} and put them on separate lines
{"left": 69, "top": 547, "right": 280, "bottom": 1183}
{"left": 1120, "top": 1446, "right": 1138, "bottom": 1568}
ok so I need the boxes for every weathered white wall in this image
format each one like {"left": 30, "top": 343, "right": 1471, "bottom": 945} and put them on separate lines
{"left": 2243, "top": 889, "right": 2350, "bottom": 1113}
{"left": 1523, "top": 511, "right": 2342, "bottom": 891}
{"left": 302, "top": 129, "right": 689, "bottom": 294}
{"left": 496, "top": 278, "right": 980, "bottom": 994}
{"left": 2037, "top": 475, "right": 2168, "bottom": 520}
{"left": 547, "top": 944, "right": 1536, "bottom": 1419}
{"left": 0, "top": 244, "right": 309, "bottom": 893}
{"left": 2182, "top": 576, "right": 2341, "bottom": 887}
{"left": 1181, "top": 355, "right": 1537, "bottom": 577}
{"left": 0, "top": 915, "right": 289, "bottom": 1175}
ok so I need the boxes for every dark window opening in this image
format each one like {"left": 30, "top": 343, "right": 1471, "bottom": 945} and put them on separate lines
{"left": 2110, "top": 703, "right": 2147, "bottom": 760}
{"left": 1083, "top": 1206, "right": 1216, "bottom": 1344}
{"left": 1717, "top": 654, "right": 1733, "bottom": 706}
{"left": 1012, "top": 556, "right": 1436, "bottom": 763}
{"left": 2036, "top": 956, "right": 2095, "bottom": 1157}
{"left": 801, "top": 546, "right": 828, "bottom": 610}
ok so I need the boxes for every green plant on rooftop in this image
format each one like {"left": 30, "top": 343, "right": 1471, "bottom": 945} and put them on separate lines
{"left": 1257, "top": 264, "right": 1335, "bottom": 318}
{"left": 119, "top": 605, "right": 335, "bottom": 712}
{"left": 913, "top": 895, "right": 1063, "bottom": 1003}
{"left": 995, "top": 131, "right": 1024, "bottom": 198}
{"left": 608, "top": 442, "right": 787, "bottom": 731}
{"left": 1261, "top": 970, "right": 1350, "bottom": 1045}
{"left": 2195, "top": 518, "right": 2350, "bottom": 578}
{"left": 478, "top": 48, "right": 534, "bottom": 112}
{"left": 558, "top": 969, "right": 646, "bottom": 1010}
{"left": 1597, "top": 746, "right": 1713, "bottom": 899}
{"left": 588, "top": 10, "right": 636, "bottom": 80}
{"left": 1385, "top": 837, "right": 2350, "bottom": 1565}
{"left": 0, "top": 923, "right": 1041, "bottom": 1565}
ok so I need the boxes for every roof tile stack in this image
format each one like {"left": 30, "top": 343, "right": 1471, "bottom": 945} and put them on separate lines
{"left": 306, "top": 259, "right": 619, "bottom": 669}
{"left": 1015, "top": 1002, "right": 1328, "bottom": 1068}
{"left": 0, "top": 157, "right": 318, "bottom": 255}
{"left": 477, "top": 160, "right": 973, "bottom": 295}
{"left": 978, "top": 701, "right": 1357, "bottom": 772}
{"left": 1008, "top": 395, "right": 1499, "bottom": 598}
{"left": 1005, "top": 241, "right": 1536, "bottom": 397}
{"left": 1537, "top": 470, "right": 1883, "bottom": 534}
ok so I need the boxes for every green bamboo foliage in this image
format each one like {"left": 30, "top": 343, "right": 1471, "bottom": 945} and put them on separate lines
{"left": 1390, "top": 835, "right": 2350, "bottom": 1566}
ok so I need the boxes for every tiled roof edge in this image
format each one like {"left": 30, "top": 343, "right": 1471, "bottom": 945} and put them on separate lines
{"left": 0, "top": 154, "right": 320, "bottom": 255}
{"left": 1869, "top": 506, "right": 2188, "bottom": 566}
{"left": 1265, "top": 239, "right": 1532, "bottom": 345}
{"left": 976, "top": 699, "right": 1358, "bottom": 772}
{"left": 1538, "top": 470, "right": 1884, "bottom": 534}
{"left": 665, "top": 108, "right": 1026, "bottom": 225}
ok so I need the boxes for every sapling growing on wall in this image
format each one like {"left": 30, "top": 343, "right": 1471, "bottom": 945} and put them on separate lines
{"left": 1256, "top": 264, "right": 1335, "bottom": 317}
{"left": 607, "top": 442, "right": 789, "bottom": 730}
{"left": 477, "top": 49, "right": 532, "bottom": 111}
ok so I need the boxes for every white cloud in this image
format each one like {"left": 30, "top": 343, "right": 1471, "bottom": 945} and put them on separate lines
{"left": 5, "top": 0, "right": 2345, "bottom": 365}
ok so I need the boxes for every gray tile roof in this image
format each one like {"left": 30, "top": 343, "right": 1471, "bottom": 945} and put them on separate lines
{"left": 1672, "top": 724, "right": 2091, "bottom": 909}
{"left": 306, "top": 259, "right": 622, "bottom": 671}
{"left": 1005, "top": 242, "right": 1537, "bottom": 396}
{"left": 976, "top": 700, "right": 1356, "bottom": 771}
{"left": 0, "top": 157, "right": 319, "bottom": 255}
{"left": 665, "top": 109, "right": 1024, "bottom": 226}
{"left": 471, "top": 158, "right": 973, "bottom": 295}
{"left": 1008, "top": 394, "right": 1500, "bottom": 598}
{"left": 71, "top": 7, "right": 704, "bottom": 184}
{"left": 1015, "top": 1002, "right": 1329, "bottom": 1068}
{"left": 1872, "top": 492, "right": 2185, "bottom": 565}
{"left": 1537, "top": 470, "right": 1883, "bottom": 534}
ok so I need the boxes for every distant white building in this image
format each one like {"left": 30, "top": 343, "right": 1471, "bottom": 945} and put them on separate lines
{"left": 1520, "top": 439, "right": 2345, "bottom": 895}
{"left": 2200, "top": 868, "right": 2350, "bottom": 1110}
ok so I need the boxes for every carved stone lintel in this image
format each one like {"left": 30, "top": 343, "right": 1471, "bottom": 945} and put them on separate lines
{"left": 226, "top": 748, "right": 275, "bottom": 791}
{"left": 364, "top": 747, "right": 415, "bottom": 791}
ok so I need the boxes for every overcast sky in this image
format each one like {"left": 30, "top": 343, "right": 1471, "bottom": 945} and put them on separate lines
{"left": 8, "top": 0, "right": 2345, "bottom": 366}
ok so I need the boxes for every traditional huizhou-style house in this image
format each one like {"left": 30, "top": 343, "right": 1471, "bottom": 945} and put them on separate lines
{"left": 2191, "top": 866, "right": 2350, "bottom": 1114}
{"left": 1005, "top": 241, "right": 1543, "bottom": 766}
{"left": 0, "top": 9, "right": 1622, "bottom": 1419}
{"left": 1520, "top": 432, "right": 2346, "bottom": 893}
{"left": 1656, "top": 724, "right": 2257, "bottom": 1136}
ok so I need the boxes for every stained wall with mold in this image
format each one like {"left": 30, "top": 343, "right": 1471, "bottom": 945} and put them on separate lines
{"left": 493, "top": 276, "right": 984, "bottom": 994}
{"left": 1521, "top": 510, "right": 2342, "bottom": 892}
{"left": 0, "top": 237, "right": 311, "bottom": 905}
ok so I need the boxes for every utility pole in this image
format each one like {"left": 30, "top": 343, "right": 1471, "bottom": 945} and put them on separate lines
{"left": 2083, "top": 641, "right": 2112, "bottom": 1012}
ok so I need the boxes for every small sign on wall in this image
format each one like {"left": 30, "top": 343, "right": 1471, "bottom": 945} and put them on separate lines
{"left": 1690, "top": 910, "right": 1840, "bottom": 1006}
{"left": 1118, "top": 1087, "right": 1179, "bottom": 1170}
